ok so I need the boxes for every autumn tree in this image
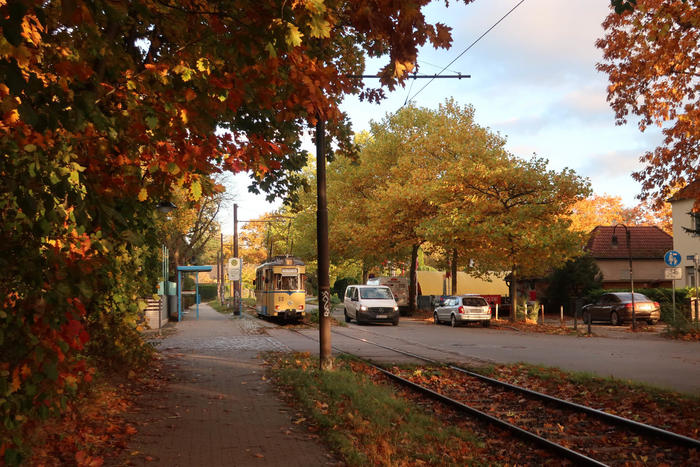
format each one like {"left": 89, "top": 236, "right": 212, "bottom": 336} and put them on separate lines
{"left": 437, "top": 155, "right": 591, "bottom": 320}
{"left": 597, "top": 0, "right": 699, "bottom": 206}
{"left": 157, "top": 180, "right": 231, "bottom": 272}
{"left": 569, "top": 194, "right": 673, "bottom": 235}
{"left": 1, "top": 0, "right": 477, "bottom": 460}
{"left": 569, "top": 195, "right": 635, "bottom": 233}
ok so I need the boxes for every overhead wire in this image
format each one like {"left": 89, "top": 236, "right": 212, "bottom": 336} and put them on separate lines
{"left": 405, "top": 0, "right": 527, "bottom": 105}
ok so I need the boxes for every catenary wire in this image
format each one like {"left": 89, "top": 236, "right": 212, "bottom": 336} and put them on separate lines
{"left": 405, "top": 0, "right": 527, "bottom": 105}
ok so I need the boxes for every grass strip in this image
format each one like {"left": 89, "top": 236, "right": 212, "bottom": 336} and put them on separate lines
{"left": 267, "top": 353, "right": 485, "bottom": 466}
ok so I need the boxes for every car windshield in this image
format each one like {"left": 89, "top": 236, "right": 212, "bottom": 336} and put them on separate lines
{"left": 462, "top": 297, "right": 487, "bottom": 307}
{"left": 360, "top": 287, "right": 393, "bottom": 299}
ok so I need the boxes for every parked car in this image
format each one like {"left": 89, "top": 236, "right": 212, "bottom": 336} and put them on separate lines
{"left": 344, "top": 285, "right": 400, "bottom": 325}
{"left": 582, "top": 292, "right": 660, "bottom": 326}
{"left": 434, "top": 295, "right": 491, "bottom": 327}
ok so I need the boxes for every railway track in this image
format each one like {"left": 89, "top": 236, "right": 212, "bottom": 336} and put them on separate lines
{"left": 268, "top": 317, "right": 700, "bottom": 466}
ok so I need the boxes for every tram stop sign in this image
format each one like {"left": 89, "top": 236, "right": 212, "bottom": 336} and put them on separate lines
{"left": 228, "top": 257, "right": 242, "bottom": 281}
{"left": 664, "top": 250, "right": 681, "bottom": 268}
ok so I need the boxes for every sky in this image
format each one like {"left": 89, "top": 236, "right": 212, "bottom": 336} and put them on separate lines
{"left": 220, "top": 0, "right": 662, "bottom": 235}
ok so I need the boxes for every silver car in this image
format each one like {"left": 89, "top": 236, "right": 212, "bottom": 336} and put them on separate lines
{"left": 434, "top": 295, "right": 492, "bottom": 327}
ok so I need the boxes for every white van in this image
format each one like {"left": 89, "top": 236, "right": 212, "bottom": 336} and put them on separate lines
{"left": 343, "top": 285, "right": 399, "bottom": 326}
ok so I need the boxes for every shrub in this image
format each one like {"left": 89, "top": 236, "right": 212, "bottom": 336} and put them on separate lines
{"left": 198, "top": 283, "right": 218, "bottom": 302}
{"left": 332, "top": 277, "right": 359, "bottom": 302}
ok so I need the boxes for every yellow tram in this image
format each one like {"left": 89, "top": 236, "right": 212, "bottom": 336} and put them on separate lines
{"left": 254, "top": 256, "right": 306, "bottom": 320}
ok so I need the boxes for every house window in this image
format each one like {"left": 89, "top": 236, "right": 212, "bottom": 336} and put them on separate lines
{"left": 687, "top": 266, "right": 696, "bottom": 288}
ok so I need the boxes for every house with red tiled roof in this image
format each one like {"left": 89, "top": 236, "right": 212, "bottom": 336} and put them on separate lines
{"left": 585, "top": 225, "right": 674, "bottom": 289}
{"left": 669, "top": 180, "right": 700, "bottom": 288}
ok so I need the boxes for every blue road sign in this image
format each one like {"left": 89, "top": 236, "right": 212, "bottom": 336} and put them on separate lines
{"left": 664, "top": 250, "right": 681, "bottom": 267}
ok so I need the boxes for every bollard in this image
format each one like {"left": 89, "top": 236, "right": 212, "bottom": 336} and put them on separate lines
{"left": 540, "top": 304, "right": 544, "bottom": 324}
{"left": 560, "top": 305, "right": 564, "bottom": 326}
{"left": 495, "top": 303, "right": 499, "bottom": 320}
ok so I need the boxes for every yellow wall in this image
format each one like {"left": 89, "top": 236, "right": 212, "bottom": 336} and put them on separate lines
{"left": 417, "top": 270, "right": 508, "bottom": 296}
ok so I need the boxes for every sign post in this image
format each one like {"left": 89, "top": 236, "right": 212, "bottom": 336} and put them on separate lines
{"left": 665, "top": 250, "right": 682, "bottom": 323}
{"left": 228, "top": 258, "right": 242, "bottom": 316}
{"left": 689, "top": 254, "right": 700, "bottom": 323}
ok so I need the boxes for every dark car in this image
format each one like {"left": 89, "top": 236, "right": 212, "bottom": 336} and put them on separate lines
{"left": 582, "top": 292, "right": 660, "bottom": 326}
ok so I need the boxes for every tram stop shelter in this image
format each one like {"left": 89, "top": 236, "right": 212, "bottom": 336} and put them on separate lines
{"left": 176, "top": 265, "right": 213, "bottom": 322}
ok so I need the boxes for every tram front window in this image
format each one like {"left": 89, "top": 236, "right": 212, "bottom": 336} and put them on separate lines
{"left": 275, "top": 274, "right": 298, "bottom": 290}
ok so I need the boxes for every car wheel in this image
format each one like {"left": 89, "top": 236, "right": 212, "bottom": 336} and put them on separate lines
{"left": 433, "top": 312, "right": 440, "bottom": 324}
{"left": 481, "top": 320, "right": 490, "bottom": 328}
{"left": 648, "top": 319, "right": 658, "bottom": 325}
{"left": 610, "top": 310, "right": 621, "bottom": 326}
{"left": 392, "top": 318, "right": 399, "bottom": 326}
{"left": 344, "top": 308, "right": 351, "bottom": 323}
{"left": 451, "top": 315, "right": 457, "bottom": 328}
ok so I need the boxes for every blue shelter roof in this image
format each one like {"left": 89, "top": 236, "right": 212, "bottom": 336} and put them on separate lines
{"left": 177, "top": 265, "right": 213, "bottom": 272}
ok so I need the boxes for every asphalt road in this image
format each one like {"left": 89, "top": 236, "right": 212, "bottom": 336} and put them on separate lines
{"left": 268, "top": 305, "right": 700, "bottom": 395}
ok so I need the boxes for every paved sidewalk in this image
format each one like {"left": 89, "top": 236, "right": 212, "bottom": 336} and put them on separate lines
{"left": 112, "top": 304, "right": 339, "bottom": 466}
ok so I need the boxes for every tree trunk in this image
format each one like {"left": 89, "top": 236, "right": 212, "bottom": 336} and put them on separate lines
{"left": 408, "top": 244, "right": 419, "bottom": 315}
{"left": 510, "top": 265, "right": 517, "bottom": 322}
{"left": 451, "top": 248, "right": 458, "bottom": 295}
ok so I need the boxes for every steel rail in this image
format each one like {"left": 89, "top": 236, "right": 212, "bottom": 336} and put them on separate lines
{"left": 330, "top": 328, "right": 700, "bottom": 450}
{"left": 286, "top": 327, "right": 604, "bottom": 466}
{"left": 363, "top": 358, "right": 606, "bottom": 467}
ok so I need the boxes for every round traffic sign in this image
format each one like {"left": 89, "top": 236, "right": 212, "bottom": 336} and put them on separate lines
{"left": 664, "top": 250, "right": 681, "bottom": 267}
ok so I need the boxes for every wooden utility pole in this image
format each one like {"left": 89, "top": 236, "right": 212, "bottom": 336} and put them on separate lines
{"left": 219, "top": 233, "right": 224, "bottom": 303}
{"left": 316, "top": 117, "right": 332, "bottom": 370}
{"left": 314, "top": 72, "right": 470, "bottom": 369}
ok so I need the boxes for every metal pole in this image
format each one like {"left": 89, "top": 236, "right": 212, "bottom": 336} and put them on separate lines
{"left": 220, "top": 233, "right": 224, "bottom": 303}
{"left": 626, "top": 228, "right": 636, "bottom": 330}
{"left": 316, "top": 117, "right": 332, "bottom": 370}
{"left": 160, "top": 244, "right": 164, "bottom": 330}
{"left": 693, "top": 253, "right": 700, "bottom": 324}
{"left": 177, "top": 270, "right": 182, "bottom": 322}
{"left": 234, "top": 203, "right": 241, "bottom": 316}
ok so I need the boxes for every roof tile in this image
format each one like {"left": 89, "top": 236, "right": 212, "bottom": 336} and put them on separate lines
{"left": 585, "top": 225, "right": 673, "bottom": 259}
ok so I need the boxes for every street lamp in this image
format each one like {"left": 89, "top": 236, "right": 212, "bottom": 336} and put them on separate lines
{"left": 611, "top": 224, "right": 636, "bottom": 330}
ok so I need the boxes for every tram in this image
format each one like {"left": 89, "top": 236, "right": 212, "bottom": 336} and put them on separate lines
{"left": 254, "top": 255, "right": 306, "bottom": 321}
